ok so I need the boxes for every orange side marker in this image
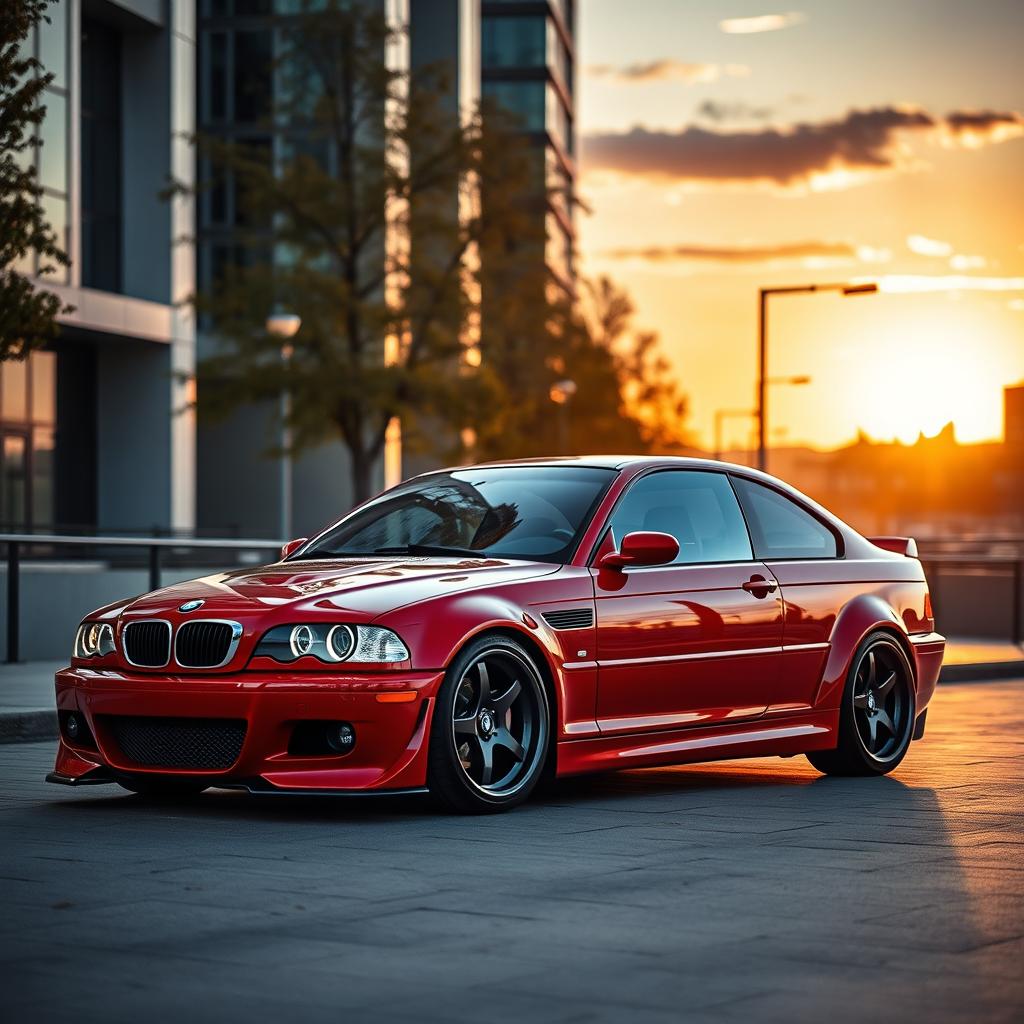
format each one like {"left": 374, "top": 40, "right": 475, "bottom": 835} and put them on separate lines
{"left": 375, "top": 691, "right": 417, "bottom": 704}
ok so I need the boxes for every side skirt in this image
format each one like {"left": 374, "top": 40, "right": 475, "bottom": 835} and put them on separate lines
{"left": 555, "top": 710, "right": 838, "bottom": 777}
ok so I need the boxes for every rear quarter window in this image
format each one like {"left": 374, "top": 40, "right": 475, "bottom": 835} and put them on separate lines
{"left": 731, "top": 477, "right": 838, "bottom": 560}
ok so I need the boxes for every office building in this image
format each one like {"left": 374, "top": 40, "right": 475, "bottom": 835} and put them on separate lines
{"left": 4, "top": 0, "right": 196, "bottom": 535}
{"left": 481, "top": 0, "right": 575, "bottom": 291}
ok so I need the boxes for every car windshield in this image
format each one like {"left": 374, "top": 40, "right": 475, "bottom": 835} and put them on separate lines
{"left": 292, "top": 466, "right": 617, "bottom": 564}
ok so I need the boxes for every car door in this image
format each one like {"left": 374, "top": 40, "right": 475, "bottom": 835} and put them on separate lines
{"left": 730, "top": 475, "right": 842, "bottom": 713}
{"left": 592, "top": 470, "right": 783, "bottom": 734}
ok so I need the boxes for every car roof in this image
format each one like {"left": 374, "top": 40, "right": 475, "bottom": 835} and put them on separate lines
{"left": 435, "top": 455, "right": 758, "bottom": 473}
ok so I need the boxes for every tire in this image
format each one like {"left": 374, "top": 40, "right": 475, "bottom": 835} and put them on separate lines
{"left": 807, "top": 631, "right": 916, "bottom": 777}
{"left": 428, "top": 634, "right": 550, "bottom": 814}
{"left": 116, "top": 775, "right": 209, "bottom": 799}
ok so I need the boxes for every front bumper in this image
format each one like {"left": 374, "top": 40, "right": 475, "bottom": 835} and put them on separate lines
{"left": 50, "top": 666, "right": 445, "bottom": 793}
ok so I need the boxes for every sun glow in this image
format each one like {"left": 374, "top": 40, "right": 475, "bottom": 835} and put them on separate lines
{"left": 843, "top": 309, "right": 1014, "bottom": 445}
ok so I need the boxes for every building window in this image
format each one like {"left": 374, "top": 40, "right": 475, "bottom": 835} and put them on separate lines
{"left": 482, "top": 16, "right": 546, "bottom": 68}
{"left": 482, "top": 80, "right": 545, "bottom": 131}
{"left": 81, "top": 18, "right": 123, "bottom": 293}
{"left": 0, "top": 352, "right": 57, "bottom": 530}
{"left": 21, "top": 0, "right": 69, "bottom": 284}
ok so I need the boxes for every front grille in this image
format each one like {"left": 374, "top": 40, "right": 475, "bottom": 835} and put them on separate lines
{"left": 542, "top": 608, "right": 594, "bottom": 630}
{"left": 122, "top": 620, "right": 171, "bottom": 667}
{"left": 105, "top": 716, "right": 247, "bottom": 770}
{"left": 176, "top": 620, "right": 238, "bottom": 668}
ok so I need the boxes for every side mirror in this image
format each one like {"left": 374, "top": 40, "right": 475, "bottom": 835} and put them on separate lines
{"left": 599, "top": 531, "right": 679, "bottom": 571}
{"left": 280, "top": 537, "right": 308, "bottom": 560}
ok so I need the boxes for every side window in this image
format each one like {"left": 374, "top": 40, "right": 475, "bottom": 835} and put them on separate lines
{"left": 731, "top": 477, "right": 838, "bottom": 559}
{"left": 607, "top": 471, "right": 753, "bottom": 565}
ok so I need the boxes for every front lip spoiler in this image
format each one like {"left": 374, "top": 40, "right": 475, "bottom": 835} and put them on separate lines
{"left": 46, "top": 767, "right": 117, "bottom": 786}
{"left": 44, "top": 769, "right": 428, "bottom": 797}
{"left": 219, "top": 778, "right": 430, "bottom": 798}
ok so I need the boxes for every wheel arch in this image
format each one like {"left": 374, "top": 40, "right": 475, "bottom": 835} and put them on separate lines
{"left": 816, "top": 594, "right": 916, "bottom": 708}
{"left": 446, "top": 623, "right": 562, "bottom": 779}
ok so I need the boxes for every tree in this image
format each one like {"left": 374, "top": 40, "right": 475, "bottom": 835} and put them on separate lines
{"left": 582, "top": 276, "right": 691, "bottom": 452}
{"left": 181, "top": 1, "right": 507, "bottom": 504}
{"left": 470, "top": 270, "right": 692, "bottom": 461}
{"left": 0, "top": 0, "right": 71, "bottom": 359}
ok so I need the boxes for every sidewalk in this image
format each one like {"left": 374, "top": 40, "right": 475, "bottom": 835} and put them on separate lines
{"left": 1, "top": 641, "right": 1021, "bottom": 743}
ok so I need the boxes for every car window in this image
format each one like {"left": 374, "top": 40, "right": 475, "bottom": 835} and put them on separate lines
{"left": 295, "top": 466, "right": 616, "bottom": 564}
{"left": 607, "top": 470, "right": 753, "bottom": 565}
{"left": 731, "top": 477, "right": 838, "bottom": 559}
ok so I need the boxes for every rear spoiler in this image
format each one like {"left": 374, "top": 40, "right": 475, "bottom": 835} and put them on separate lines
{"left": 869, "top": 536, "right": 919, "bottom": 558}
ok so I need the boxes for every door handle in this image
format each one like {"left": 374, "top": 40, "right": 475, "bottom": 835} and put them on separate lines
{"left": 742, "top": 575, "right": 778, "bottom": 596}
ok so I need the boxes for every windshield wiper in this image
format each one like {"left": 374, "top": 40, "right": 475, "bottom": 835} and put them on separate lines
{"left": 372, "top": 543, "right": 485, "bottom": 558}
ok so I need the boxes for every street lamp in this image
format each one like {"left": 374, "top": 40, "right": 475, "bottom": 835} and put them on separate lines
{"left": 266, "top": 310, "right": 301, "bottom": 540}
{"left": 549, "top": 379, "right": 577, "bottom": 453}
{"left": 756, "top": 282, "right": 877, "bottom": 472}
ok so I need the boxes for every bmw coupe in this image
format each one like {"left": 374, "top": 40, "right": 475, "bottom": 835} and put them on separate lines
{"left": 50, "top": 457, "right": 944, "bottom": 812}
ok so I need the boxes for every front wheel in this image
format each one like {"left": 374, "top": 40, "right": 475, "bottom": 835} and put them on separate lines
{"left": 428, "top": 635, "right": 550, "bottom": 813}
{"left": 807, "top": 631, "right": 916, "bottom": 777}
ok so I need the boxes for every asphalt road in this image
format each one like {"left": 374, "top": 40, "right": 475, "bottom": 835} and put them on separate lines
{"left": 2, "top": 681, "right": 1022, "bottom": 1024}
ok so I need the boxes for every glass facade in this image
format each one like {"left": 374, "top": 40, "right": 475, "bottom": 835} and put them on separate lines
{"left": 23, "top": 0, "right": 70, "bottom": 284}
{"left": 481, "top": 0, "right": 575, "bottom": 290}
{"left": 197, "top": 4, "right": 277, "bottom": 293}
{"left": 80, "top": 17, "right": 122, "bottom": 292}
{"left": 0, "top": 353, "right": 57, "bottom": 530}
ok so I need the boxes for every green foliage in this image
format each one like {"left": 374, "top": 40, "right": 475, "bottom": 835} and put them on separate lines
{"left": 0, "top": 0, "right": 71, "bottom": 360}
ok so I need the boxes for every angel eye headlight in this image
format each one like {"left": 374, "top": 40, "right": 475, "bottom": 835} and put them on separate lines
{"left": 253, "top": 624, "right": 409, "bottom": 664}
{"left": 289, "top": 624, "right": 316, "bottom": 659}
{"left": 74, "top": 621, "right": 115, "bottom": 659}
{"left": 326, "top": 625, "right": 355, "bottom": 661}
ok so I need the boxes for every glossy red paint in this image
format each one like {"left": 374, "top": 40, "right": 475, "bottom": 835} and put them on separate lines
{"left": 50, "top": 456, "right": 945, "bottom": 799}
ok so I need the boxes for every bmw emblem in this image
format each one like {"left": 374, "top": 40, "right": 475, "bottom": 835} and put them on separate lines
{"left": 178, "top": 599, "right": 205, "bottom": 613}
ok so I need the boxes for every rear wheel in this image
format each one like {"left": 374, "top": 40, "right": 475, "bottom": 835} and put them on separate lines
{"left": 116, "top": 775, "right": 209, "bottom": 799}
{"left": 428, "top": 635, "right": 550, "bottom": 813}
{"left": 807, "top": 632, "right": 916, "bottom": 777}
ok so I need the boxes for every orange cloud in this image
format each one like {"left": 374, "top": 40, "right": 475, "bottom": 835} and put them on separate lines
{"left": 719, "top": 12, "right": 806, "bottom": 34}
{"left": 602, "top": 240, "right": 860, "bottom": 264}
{"left": 583, "top": 106, "right": 1024, "bottom": 188}
{"left": 586, "top": 60, "right": 750, "bottom": 84}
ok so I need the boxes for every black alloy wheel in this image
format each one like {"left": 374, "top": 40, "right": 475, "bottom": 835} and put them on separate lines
{"left": 807, "top": 631, "right": 916, "bottom": 776}
{"left": 428, "top": 635, "right": 550, "bottom": 813}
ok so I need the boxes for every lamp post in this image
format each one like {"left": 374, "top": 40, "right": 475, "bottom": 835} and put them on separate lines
{"left": 266, "top": 311, "right": 301, "bottom": 540}
{"left": 756, "top": 282, "right": 876, "bottom": 472}
{"left": 549, "top": 379, "right": 577, "bottom": 453}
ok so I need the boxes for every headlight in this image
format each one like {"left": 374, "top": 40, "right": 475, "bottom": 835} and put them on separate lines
{"left": 74, "top": 621, "right": 115, "bottom": 659}
{"left": 253, "top": 624, "right": 409, "bottom": 664}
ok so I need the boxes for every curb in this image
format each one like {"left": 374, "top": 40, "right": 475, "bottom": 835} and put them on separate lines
{"left": 0, "top": 710, "right": 57, "bottom": 744}
{"left": 939, "top": 661, "right": 1024, "bottom": 684}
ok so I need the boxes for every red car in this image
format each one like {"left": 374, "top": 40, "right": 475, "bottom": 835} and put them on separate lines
{"left": 49, "top": 457, "right": 945, "bottom": 813}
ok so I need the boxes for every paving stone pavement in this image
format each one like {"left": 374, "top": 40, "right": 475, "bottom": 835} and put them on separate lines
{"left": 1, "top": 680, "right": 1022, "bottom": 1024}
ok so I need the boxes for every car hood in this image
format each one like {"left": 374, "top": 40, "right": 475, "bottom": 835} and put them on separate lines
{"left": 121, "top": 556, "right": 561, "bottom": 621}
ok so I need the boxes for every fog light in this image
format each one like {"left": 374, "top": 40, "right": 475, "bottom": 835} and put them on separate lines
{"left": 326, "top": 722, "right": 355, "bottom": 755}
{"left": 66, "top": 713, "right": 81, "bottom": 740}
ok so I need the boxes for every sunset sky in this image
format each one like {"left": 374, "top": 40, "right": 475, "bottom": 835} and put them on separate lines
{"left": 577, "top": 0, "right": 1024, "bottom": 452}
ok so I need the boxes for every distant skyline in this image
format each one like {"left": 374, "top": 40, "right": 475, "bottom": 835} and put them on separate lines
{"left": 577, "top": 0, "right": 1024, "bottom": 451}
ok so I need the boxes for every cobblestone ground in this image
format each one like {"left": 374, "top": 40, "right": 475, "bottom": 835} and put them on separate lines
{"left": 1, "top": 680, "right": 1022, "bottom": 1023}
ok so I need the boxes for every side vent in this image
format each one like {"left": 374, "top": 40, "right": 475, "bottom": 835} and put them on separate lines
{"left": 542, "top": 608, "right": 594, "bottom": 631}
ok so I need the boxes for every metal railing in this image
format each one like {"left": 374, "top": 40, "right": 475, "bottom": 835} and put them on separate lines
{"left": 2, "top": 533, "right": 283, "bottom": 664}
{"left": 920, "top": 555, "right": 1023, "bottom": 647}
